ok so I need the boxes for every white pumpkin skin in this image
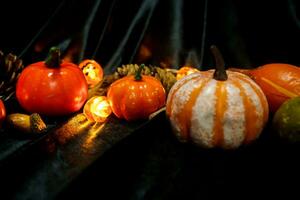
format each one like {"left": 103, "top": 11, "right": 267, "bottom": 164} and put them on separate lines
{"left": 166, "top": 70, "right": 269, "bottom": 149}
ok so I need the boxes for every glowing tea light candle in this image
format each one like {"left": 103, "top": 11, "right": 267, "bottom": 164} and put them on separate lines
{"left": 79, "top": 59, "right": 104, "bottom": 87}
{"left": 83, "top": 96, "right": 112, "bottom": 122}
{"left": 176, "top": 66, "right": 199, "bottom": 80}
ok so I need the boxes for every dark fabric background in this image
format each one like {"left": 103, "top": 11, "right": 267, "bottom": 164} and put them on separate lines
{"left": 0, "top": 0, "right": 299, "bottom": 199}
{"left": 1, "top": 0, "right": 300, "bottom": 69}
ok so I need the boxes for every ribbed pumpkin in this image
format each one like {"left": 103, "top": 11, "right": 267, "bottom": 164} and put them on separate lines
{"left": 107, "top": 64, "right": 166, "bottom": 121}
{"left": 166, "top": 46, "right": 269, "bottom": 149}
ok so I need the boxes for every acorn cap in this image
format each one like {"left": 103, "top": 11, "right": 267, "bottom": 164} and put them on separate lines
{"left": 30, "top": 113, "right": 47, "bottom": 134}
{"left": 7, "top": 113, "right": 47, "bottom": 134}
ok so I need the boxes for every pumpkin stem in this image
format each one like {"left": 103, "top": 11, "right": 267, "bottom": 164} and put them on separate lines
{"left": 45, "top": 47, "right": 61, "bottom": 68}
{"left": 135, "top": 64, "right": 144, "bottom": 81}
{"left": 210, "top": 45, "right": 228, "bottom": 81}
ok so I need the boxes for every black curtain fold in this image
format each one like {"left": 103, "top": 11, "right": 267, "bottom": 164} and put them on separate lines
{"left": 1, "top": 0, "right": 300, "bottom": 70}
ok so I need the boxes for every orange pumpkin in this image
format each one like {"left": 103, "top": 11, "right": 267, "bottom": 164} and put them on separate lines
{"left": 176, "top": 66, "right": 200, "bottom": 80}
{"left": 229, "top": 64, "right": 300, "bottom": 113}
{"left": 166, "top": 46, "right": 269, "bottom": 149}
{"left": 16, "top": 47, "right": 88, "bottom": 116}
{"left": 107, "top": 64, "right": 166, "bottom": 121}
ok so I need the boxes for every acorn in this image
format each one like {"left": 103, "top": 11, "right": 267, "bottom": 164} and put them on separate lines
{"left": 6, "top": 113, "right": 47, "bottom": 134}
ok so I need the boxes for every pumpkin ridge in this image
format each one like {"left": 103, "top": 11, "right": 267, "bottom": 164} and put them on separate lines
{"left": 170, "top": 76, "right": 206, "bottom": 141}
{"left": 221, "top": 82, "right": 245, "bottom": 148}
{"left": 235, "top": 74, "right": 269, "bottom": 123}
{"left": 213, "top": 81, "right": 227, "bottom": 147}
{"left": 137, "top": 81, "right": 155, "bottom": 118}
{"left": 190, "top": 80, "right": 217, "bottom": 147}
{"left": 232, "top": 79, "right": 258, "bottom": 144}
{"left": 120, "top": 84, "right": 132, "bottom": 121}
{"left": 178, "top": 78, "right": 210, "bottom": 141}
{"left": 146, "top": 77, "right": 165, "bottom": 110}
{"left": 70, "top": 68, "right": 88, "bottom": 108}
{"left": 39, "top": 69, "right": 46, "bottom": 102}
{"left": 166, "top": 73, "right": 201, "bottom": 116}
{"left": 135, "top": 81, "right": 149, "bottom": 119}
{"left": 107, "top": 82, "right": 123, "bottom": 118}
{"left": 117, "top": 81, "right": 131, "bottom": 120}
{"left": 236, "top": 77, "right": 266, "bottom": 142}
{"left": 32, "top": 69, "right": 44, "bottom": 112}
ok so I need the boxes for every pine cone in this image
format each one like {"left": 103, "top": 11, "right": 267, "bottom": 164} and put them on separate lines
{"left": 0, "top": 51, "right": 24, "bottom": 101}
{"left": 113, "top": 64, "right": 154, "bottom": 79}
{"left": 154, "top": 67, "right": 177, "bottom": 92}
{"left": 113, "top": 64, "right": 176, "bottom": 92}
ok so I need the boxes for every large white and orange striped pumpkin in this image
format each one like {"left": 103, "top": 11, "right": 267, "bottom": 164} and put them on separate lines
{"left": 166, "top": 46, "right": 269, "bottom": 149}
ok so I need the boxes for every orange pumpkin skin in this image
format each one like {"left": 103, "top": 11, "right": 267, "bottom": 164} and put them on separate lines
{"left": 107, "top": 75, "right": 166, "bottom": 121}
{"left": 166, "top": 71, "right": 269, "bottom": 149}
{"left": 230, "top": 64, "right": 300, "bottom": 113}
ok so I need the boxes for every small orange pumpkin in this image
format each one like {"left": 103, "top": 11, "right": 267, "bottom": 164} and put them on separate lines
{"left": 16, "top": 47, "right": 88, "bottom": 116}
{"left": 107, "top": 64, "right": 166, "bottom": 121}
{"left": 229, "top": 64, "right": 300, "bottom": 113}
{"left": 166, "top": 46, "right": 269, "bottom": 149}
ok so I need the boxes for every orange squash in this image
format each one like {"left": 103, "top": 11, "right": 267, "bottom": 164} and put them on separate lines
{"left": 166, "top": 46, "right": 269, "bottom": 149}
{"left": 107, "top": 64, "right": 166, "bottom": 121}
{"left": 229, "top": 64, "right": 300, "bottom": 113}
